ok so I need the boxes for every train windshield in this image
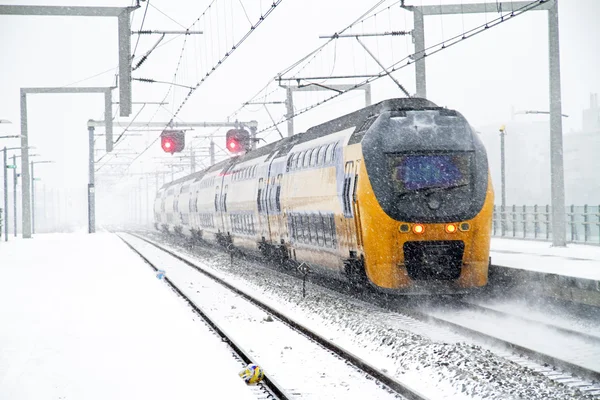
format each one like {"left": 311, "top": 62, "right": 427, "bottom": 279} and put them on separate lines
{"left": 389, "top": 153, "right": 472, "bottom": 194}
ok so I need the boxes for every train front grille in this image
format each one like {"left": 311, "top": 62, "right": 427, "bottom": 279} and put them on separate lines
{"left": 403, "top": 240, "right": 464, "bottom": 280}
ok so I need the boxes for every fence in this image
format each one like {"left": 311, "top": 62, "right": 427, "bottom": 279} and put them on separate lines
{"left": 492, "top": 205, "right": 600, "bottom": 245}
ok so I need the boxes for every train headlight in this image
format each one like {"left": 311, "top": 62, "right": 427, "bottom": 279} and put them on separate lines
{"left": 459, "top": 222, "right": 470, "bottom": 232}
{"left": 399, "top": 224, "right": 410, "bottom": 233}
{"left": 445, "top": 224, "right": 457, "bottom": 234}
{"left": 413, "top": 224, "right": 425, "bottom": 234}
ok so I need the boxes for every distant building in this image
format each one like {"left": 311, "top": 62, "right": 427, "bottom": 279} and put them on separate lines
{"left": 477, "top": 113, "right": 600, "bottom": 206}
{"left": 582, "top": 93, "right": 600, "bottom": 133}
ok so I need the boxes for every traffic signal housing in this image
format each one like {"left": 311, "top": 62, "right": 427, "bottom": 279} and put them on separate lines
{"left": 161, "top": 130, "right": 185, "bottom": 154}
{"left": 226, "top": 129, "right": 251, "bottom": 154}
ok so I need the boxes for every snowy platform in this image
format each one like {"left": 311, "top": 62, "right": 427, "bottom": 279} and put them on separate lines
{"left": 0, "top": 233, "right": 255, "bottom": 400}
{"left": 489, "top": 238, "right": 600, "bottom": 306}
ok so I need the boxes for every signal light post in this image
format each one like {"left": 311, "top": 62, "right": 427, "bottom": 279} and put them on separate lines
{"left": 2, "top": 145, "right": 30, "bottom": 241}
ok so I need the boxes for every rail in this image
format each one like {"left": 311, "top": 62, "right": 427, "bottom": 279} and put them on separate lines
{"left": 492, "top": 204, "right": 600, "bottom": 245}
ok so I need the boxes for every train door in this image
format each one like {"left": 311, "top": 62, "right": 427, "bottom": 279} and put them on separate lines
{"left": 274, "top": 174, "right": 285, "bottom": 242}
{"left": 351, "top": 161, "right": 364, "bottom": 253}
{"left": 258, "top": 155, "right": 278, "bottom": 244}
{"left": 257, "top": 178, "right": 271, "bottom": 241}
{"left": 342, "top": 161, "right": 360, "bottom": 254}
{"left": 214, "top": 185, "right": 225, "bottom": 233}
{"left": 222, "top": 185, "right": 229, "bottom": 234}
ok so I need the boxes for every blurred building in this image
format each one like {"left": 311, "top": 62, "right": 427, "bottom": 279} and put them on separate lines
{"left": 478, "top": 94, "right": 600, "bottom": 206}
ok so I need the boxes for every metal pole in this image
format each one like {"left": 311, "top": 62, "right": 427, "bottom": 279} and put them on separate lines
{"left": 365, "top": 84, "right": 372, "bottom": 106}
{"left": 146, "top": 176, "right": 149, "bottom": 224}
{"left": 548, "top": 0, "right": 566, "bottom": 246}
{"left": 88, "top": 125, "right": 96, "bottom": 233}
{"left": 209, "top": 140, "right": 215, "bottom": 166}
{"left": 500, "top": 128, "right": 506, "bottom": 236}
{"left": 20, "top": 90, "right": 31, "bottom": 238}
{"left": 31, "top": 161, "right": 35, "bottom": 235}
{"left": 118, "top": 11, "right": 132, "bottom": 116}
{"left": 12, "top": 154, "right": 16, "bottom": 237}
{"left": 42, "top": 183, "right": 46, "bottom": 232}
{"left": 286, "top": 87, "right": 294, "bottom": 136}
{"left": 190, "top": 148, "right": 196, "bottom": 173}
{"left": 413, "top": 8, "right": 427, "bottom": 98}
{"left": 3, "top": 147, "right": 7, "bottom": 241}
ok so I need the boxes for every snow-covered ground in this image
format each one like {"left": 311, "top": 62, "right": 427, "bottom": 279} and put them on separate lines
{"left": 0, "top": 233, "right": 255, "bottom": 400}
{"left": 2, "top": 232, "right": 598, "bottom": 400}
{"left": 491, "top": 238, "right": 600, "bottom": 280}
{"left": 140, "top": 232, "right": 595, "bottom": 400}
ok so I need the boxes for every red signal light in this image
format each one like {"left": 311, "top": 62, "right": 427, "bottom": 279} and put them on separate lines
{"left": 161, "top": 136, "right": 176, "bottom": 153}
{"left": 225, "top": 129, "right": 250, "bottom": 153}
{"left": 227, "top": 138, "right": 240, "bottom": 151}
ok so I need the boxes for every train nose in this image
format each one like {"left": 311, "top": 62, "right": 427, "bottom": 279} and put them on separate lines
{"left": 403, "top": 241, "right": 464, "bottom": 280}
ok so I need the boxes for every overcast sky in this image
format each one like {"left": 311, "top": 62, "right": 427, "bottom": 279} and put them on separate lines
{"left": 0, "top": 0, "right": 598, "bottom": 210}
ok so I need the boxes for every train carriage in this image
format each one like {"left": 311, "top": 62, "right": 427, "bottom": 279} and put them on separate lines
{"left": 155, "top": 98, "right": 494, "bottom": 293}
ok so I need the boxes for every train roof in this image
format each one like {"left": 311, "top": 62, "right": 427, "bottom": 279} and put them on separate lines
{"left": 160, "top": 97, "right": 439, "bottom": 190}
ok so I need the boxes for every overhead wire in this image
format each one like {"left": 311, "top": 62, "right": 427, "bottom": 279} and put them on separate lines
{"left": 113, "top": 0, "right": 287, "bottom": 176}
{"left": 253, "top": 0, "right": 550, "bottom": 136}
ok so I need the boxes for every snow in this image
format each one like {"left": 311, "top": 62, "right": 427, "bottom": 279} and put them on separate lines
{"left": 144, "top": 232, "right": 594, "bottom": 400}
{"left": 491, "top": 238, "right": 600, "bottom": 281}
{"left": 0, "top": 233, "right": 255, "bottom": 400}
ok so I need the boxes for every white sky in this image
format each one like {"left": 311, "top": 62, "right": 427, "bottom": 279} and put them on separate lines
{"left": 0, "top": 0, "right": 598, "bottom": 227}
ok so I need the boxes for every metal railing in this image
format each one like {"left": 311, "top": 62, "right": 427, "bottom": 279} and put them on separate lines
{"left": 492, "top": 205, "right": 600, "bottom": 245}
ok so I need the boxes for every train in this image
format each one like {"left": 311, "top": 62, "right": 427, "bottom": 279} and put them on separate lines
{"left": 154, "top": 98, "right": 494, "bottom": 293}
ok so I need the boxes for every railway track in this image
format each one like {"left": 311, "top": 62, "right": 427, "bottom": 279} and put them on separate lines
{"left": 119, "top": 232, "right": 430, "bottom": 400}
{"left": 382, "top": 296, "right": 600, "bottom": 396}
{"left": 133, "top": 229, "right": 600, "bottom": 398}
{"left": 117, "top": 233, "right": 286, "bottom": 400}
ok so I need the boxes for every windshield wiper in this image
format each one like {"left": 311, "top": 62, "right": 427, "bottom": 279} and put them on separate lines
{"left": 419, "top": 183, "right": 469, "bottom": 196}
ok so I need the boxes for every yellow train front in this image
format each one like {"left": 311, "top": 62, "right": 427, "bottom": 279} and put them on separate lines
{"left": 354, "top": 105, "right": 494, "bottom": 292}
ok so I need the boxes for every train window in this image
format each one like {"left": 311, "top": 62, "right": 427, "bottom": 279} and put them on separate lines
{"left": 287, "top": 154, "right": 294, "bottom": 172}
{"left": 324, "top": 144, "right": 333, "bottom": 164}
{"left": 302, "top": 150, "right": 311, "bottom": 168}
{"left": 317, "top": 146, "right": 326, "bottom": 165}
{"left": 289, "top": 215, "right": 295, "bottom": 240}
{"left": 323, "top": 215, "right": 331, "bottom": 247}
{"left": 310, "top": 215, "right": 318, "bottom": 244}
{"left": 291, "top": 153, "right": 299, "bottom": 171}
{"left": 214, "top": 186, "right": 220, "bottom": 211}
{"left": 310, "top": 148, "right": 318, "bottom": 167}
{"left": 275, "top": 174, "right": 282, "bottom": 212}
{"left": 330, "top": 215, "right": 337, "bottom": 247}
{"left": 257, "top": 179, "right": 263, "bottom": 213}
{"left": 296, "top": 152, "right": 303, "bottom": 169}
{"left": 298, "top": 215, "right": 310, "bottom": 243}
{"left": 316, "top": 214, "right": 324, "bottom": 246}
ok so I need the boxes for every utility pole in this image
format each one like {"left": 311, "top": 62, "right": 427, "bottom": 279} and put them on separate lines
{"left": 3, "top": 146, "right": 7, "bottom": 241}
{"left": 12, "top": 154, "right": 16, "bottom": 237}
{"left": 31, "top": 161, "right": 35, "bottom": 234}
{"left": 210, "top": 140, "right": 215, "bottom": 166}
{"left": 499, "top": 125, "right": 507, "bottom": 236}
{"left": 88, "top": 123, "right": 95, "bottom": 233}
